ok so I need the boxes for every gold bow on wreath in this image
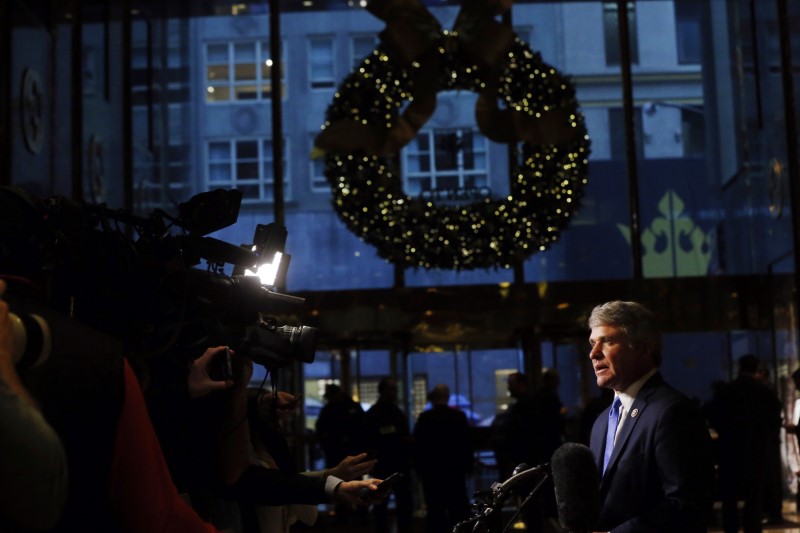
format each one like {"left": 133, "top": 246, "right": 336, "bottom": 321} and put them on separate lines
{"left": 313, "top": 0, "right": 580, "bottom": 158}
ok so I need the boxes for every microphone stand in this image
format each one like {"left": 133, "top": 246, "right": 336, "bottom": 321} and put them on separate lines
{"left": 501, "top": 474, "right": 549, "bottom": 533}
{"left": 453, "top": 464, "right": 550, "bottom": 533}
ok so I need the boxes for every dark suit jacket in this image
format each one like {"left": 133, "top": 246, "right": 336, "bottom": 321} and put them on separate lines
{"left": 413, "top": 404, "right": 473, "bottom": 479}
{"left": 589, "top": 373, "right": 714, "bottom": 533}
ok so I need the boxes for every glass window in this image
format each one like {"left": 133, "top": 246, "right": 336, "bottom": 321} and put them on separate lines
{"left": 403, "top": 128, "right": 488, "bottom": 197}
{"left": 205, "top": 40, "right": 285, "bottom": 102}
{"left": 351, "top": 34, "right": 377, "bottom": 69}
{"left": 310, "top": 134, "right": 328, "bottom": 192}
{"left": 110, "top": 6, "right": 800, "bottom": 461}
{"left": 233, "top": 42, "right": 257, "bottom": 81}
{"left": 131, "top": 16, "right": 193, "bottom": 214}
{"left": 127, "top": 0, "right": 796, "bottom": 290}
{"left": 609, "top": 106, "right": 643, "bottom": 161}
{"left": 514, "top": 25, "right": 532, "bottom": 47}
{"left": 603, "top": 1, "right": 639, "bottom": 66}
{"left": 205, "top": 138, "right": 288, "bottom": 203}
{"left": 408, "top": 347, "right": 520, "bottom": 428}
{"left": 309, "top": 36, "right": 335, "bottom": 89}
{"left": 681, "top": 106, "right": 706, "bottom": 157}
{"left": 675, "top": 0, "right": 703, "bottom": 65}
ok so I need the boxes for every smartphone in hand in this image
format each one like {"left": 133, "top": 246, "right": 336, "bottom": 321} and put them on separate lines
{"left": 363, "top": 472, "right": 403, "bottom": 502}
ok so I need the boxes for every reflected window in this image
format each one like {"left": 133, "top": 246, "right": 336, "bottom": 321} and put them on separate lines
{"left": 309, "top": 36, "right": 335, "bottom": 89}
{"left": 404, "top": 128, "right": 488, "bottom": 196}
{"left": 131, "top": 45, "right": 150, "bottom": 88}
{"left": 609, "top": 106, "right": 643, "bottom": 160}
{"left": 205, "top": 41, "right": 284, "bottom": 102}
{"left": 640, "top": 102, "right": 705, "bottom": 159}
{"left": 603, "top": 1, "right": 639, "bottom": 66}
{"left": 132, "top": 18, "right": 192, "bottom": 212}
{"left": 136, "top": 142, "right": 192, "bottom": 211}
{"left": 513, "top": 25, "right": 532, "bottom": 47}
{"left": 310, "top": 134, "right": 328, "bottom": 192}
{"left": 206, "top": 138, "right": 289, "bottom": 203}
{"left": 351, "top": 34, "right": 377, "bottom": 69}
{"left": 675, "top": 0, "right": 703, "bottom": 65}
{"left": 681, "top": 106, "right": 706, "bottom": 157}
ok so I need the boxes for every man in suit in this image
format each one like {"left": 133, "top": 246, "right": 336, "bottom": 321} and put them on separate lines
{"left": 588, "top": 300, "right": 714, "bottom": 533}
{"left": 414, "top": 383, "right": 473, "bottom": 533}
{"left": 705, "top": 354, "right": 783, "bottom": 533}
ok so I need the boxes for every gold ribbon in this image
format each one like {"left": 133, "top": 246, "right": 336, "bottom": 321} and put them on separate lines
{"left": 313, "top": 0, "right": 580, "bottom": 159}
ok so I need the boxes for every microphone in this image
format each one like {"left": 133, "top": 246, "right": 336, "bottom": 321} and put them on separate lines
{"left": 512, "top": 463, "right": 530, "bottom": 476}
{"left": 550, "top": 442, "right": 600, "bottom": 533}
{"left": 455, "top": 462, "right": 550, "bottom": 533}
{"left": 495, "top": 462, "right": 549, "bottom": 492}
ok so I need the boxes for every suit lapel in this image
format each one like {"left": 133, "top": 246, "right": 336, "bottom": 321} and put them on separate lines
{"left": 600, "top": 373, "right": 662, "bottom": 489}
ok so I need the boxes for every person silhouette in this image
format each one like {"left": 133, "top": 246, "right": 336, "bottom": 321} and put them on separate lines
{"left": 707, "top": 354, "right": 782, "bottom": 533}
{"left": 315, "top": 383, "right": 367, "bottom": 524}
{"left": 365, "top": 377, "right": 414, "bottom": 532}
{"left": 413, "top": 384, "right": 473, "bottom": 533}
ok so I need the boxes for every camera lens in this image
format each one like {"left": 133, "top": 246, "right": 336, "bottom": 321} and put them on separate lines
{"left": 275, "top": 325, "right": 317, "bottom": 364}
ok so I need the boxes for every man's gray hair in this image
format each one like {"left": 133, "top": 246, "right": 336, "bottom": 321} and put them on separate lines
{"left": 588, "top": 300, "right": 662, "bottom": 366}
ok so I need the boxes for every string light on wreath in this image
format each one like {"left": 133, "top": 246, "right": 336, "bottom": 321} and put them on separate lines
{"left": 313, "top": 0, "right": 591, "bottom": 271}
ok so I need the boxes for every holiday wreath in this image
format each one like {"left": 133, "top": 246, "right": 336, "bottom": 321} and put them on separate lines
{"left": 313, "top": 0, "right": 591, "bottom": 270}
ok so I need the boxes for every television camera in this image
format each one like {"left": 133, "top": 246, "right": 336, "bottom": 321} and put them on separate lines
{"left": 0, "top": 186, "right": 316, "bottom": 371}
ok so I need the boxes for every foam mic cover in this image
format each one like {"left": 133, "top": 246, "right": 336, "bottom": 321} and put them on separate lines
{"left": 551, "top": 442, "right": 600, "bottom": 533}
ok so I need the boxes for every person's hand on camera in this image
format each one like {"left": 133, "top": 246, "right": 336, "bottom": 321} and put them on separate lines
{"left": 187, "top": 346, "right": 234, "bottom": 399}
{"left": 326, "top": 452, "right": 377, "bottom": 481}
{"left": 333, "top": 478, "right": 383, "bottom": 506}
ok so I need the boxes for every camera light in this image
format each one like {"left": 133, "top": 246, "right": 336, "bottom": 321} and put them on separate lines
{"left": 245, "top": 251, "right": 283, "bottom": 286}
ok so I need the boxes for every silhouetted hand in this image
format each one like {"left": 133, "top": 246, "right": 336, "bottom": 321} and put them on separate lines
{"left": 187, "top": 346, "right": 234, "bottom": 399}
{"left": 326, "top": 453, "right": 377, "bottom": 481}
{"left": 333, "top": 478, "right": 382, "bottom": 506}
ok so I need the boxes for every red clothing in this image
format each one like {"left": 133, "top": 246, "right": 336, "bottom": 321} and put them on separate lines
{"left": 110, "top": 359, "right": 218, "bottom": 533}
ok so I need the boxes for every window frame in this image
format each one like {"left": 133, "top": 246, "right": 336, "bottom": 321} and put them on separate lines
{"left": 402, "top": 127, "right": 490, "bottom": 196}
{"left": 308, "top": 34, "right": 336, "bottom": 90}
{"left": 309, "top": 133, "right": 329, "bottom": 193}
{"left": 203, "top": 40, "right": 287, "bottom": 103}
{"left": 205, "top": 137, "right": 290, "bottom": 203}
{"left": 603, "top": 1, "right": 639, "bottom": 67}
{"left": 350, "top": 33, "right": 378, "bottom": 70}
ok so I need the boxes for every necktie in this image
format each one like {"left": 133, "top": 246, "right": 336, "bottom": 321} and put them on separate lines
{"left": 603, "top": 396, "right": 622, "bottom": 475}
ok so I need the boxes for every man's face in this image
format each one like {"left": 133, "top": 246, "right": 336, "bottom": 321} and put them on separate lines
{"left": 589, "top": 324, "right": 652, "bottom": 392}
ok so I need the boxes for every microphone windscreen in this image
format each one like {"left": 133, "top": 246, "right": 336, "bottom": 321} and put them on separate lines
{"left": 551, "top": 442, "right": 600, "bottom": 533}
{"left": 512, "top": 463, "right": 530, "bottom": 476}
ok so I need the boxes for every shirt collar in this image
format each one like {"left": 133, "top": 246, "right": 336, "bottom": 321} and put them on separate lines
{"left": 616, "top": 368, "right": 658, "bottom": 412}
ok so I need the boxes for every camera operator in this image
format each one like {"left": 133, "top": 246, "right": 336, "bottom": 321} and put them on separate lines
{"left": 0, "top": 186, "right": 226, "bottom": 532}
{"left": 2, "top": 185, "right": 383, "bottom": 531}
{"left": 0, "top": 279, "right": 68, "bottom": 531}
